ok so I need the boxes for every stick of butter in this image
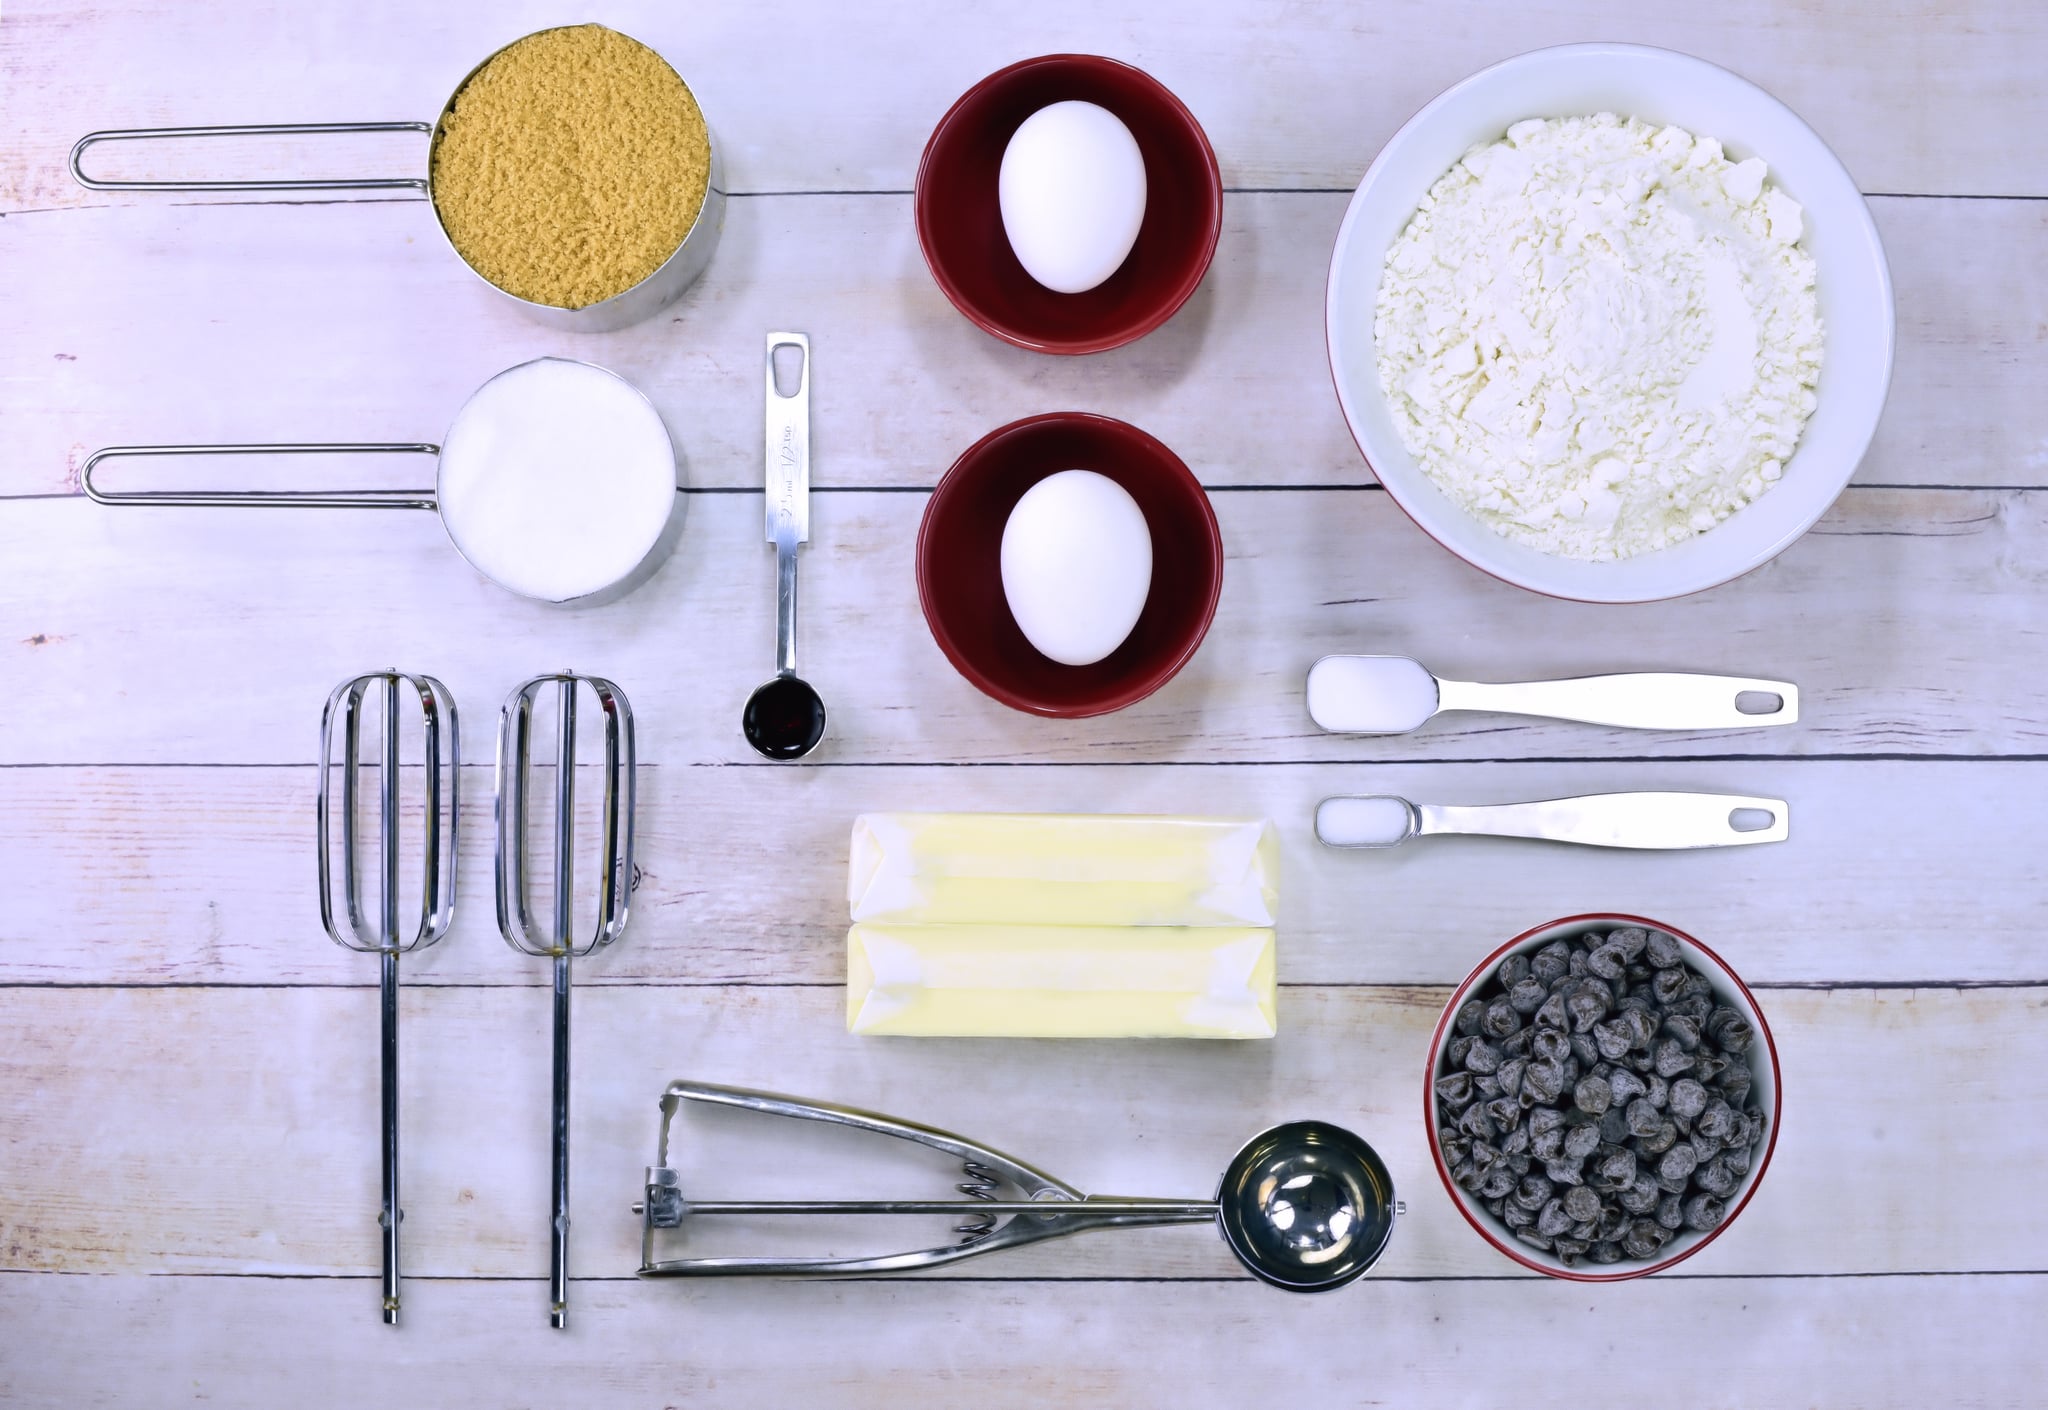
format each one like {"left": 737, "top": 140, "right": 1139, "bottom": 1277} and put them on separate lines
{"left": 847, "top": 923, "right": 1277, "bottom": 1038}
{"left": 848, "top": 813, "right": 1280, "bottom": 927}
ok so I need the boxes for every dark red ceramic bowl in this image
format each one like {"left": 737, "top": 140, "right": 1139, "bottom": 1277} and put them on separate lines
{"left": 1425, "top": 914, "right": 1782, "bottom": 1281}
{"left": 916, "top": 413, "right": 1223, "bottom": 717}
{"left": 915, "top": 54, "right": 1223, "bottom": 355}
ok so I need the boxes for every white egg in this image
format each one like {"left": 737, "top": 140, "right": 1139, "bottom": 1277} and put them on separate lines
{"left": 998, "top": 101, "right": 1147, "bottom": 295}
{"left": 1000, "top": 470, "right": 1153, "bottom": 667}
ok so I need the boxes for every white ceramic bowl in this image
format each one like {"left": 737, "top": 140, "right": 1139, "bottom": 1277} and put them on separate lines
{"left": 1326, "top": 44, "right": 1895, "bottom": 602}
{"left": 1425, "top": 914, "right": 1781, "bottom": 1280}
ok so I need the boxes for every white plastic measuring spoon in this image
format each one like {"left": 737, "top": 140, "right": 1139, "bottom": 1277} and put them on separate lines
{"left": 1305, "top": 656, "right": 1798, "bottom": 735}
{"left": 1314, "top": 791, "right": 1789, "bottom": 850}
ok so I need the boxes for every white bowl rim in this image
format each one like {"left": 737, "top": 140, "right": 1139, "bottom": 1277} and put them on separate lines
{"left": 1325, "top": 41, "right": 1897, "bottom": 603}
{"left": 1424, "top": 911, "right": 1783, "bottom": 1280}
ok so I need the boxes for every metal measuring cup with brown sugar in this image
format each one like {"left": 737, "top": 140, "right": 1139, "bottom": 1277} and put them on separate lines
{"left": 70, "top": 24, "right": 725, "bottom": 333}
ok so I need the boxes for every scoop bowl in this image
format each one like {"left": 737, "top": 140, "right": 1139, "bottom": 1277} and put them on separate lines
{"left": 1217, "top": 1119, "right": 1399, "bottom": 1291}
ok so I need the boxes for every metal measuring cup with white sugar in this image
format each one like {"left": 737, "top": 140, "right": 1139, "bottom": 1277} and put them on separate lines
{"left": 81, "top": 358, "right": 684, "bottom": 606}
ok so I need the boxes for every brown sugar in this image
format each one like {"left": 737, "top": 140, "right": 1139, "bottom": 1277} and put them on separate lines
{"left": 429, "top": 25, "right": 711, "bottom": 309}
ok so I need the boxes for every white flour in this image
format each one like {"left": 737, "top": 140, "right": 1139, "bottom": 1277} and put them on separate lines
{"left": 1374, "top": 114, "right": 1824, "bottom": 561}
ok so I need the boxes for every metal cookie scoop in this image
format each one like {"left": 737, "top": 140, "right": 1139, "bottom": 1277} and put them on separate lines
{"left": 1306, "top": 655, "right": 1799, "bottom": 735}
{"left": 1315, "top": 791, "right": 1790, "bottom": 850}
{"left": 743, "top": 332, "right": 827, "bottom": 760}
{"left": 635, "top": 1082, "right": 1401, "bottom": 1292}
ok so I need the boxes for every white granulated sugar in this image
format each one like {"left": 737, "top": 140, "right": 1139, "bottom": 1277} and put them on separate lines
{"left": 437, "top": 359, "right": 676, "bottom": 602}
{"left": 1374, "top": 114, "right": 1824, "bottom": 561}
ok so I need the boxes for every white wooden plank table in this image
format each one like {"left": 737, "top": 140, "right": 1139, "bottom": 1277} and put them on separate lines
{"left": 4, "top": 1, "right": 2046, "bottom": 1404}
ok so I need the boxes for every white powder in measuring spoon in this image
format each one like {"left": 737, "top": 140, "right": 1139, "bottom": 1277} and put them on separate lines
{"left": 437, "top": 359, "right": 677, "bottom": 602}
{"left": 1316, "top": 796, "right": 1418, "bottom": 848}
{"left": 1374, "top": 114, "right": 1824, "bottom": 561}
{"left": 1307, "top": 656, "right": 1442, "bottom": 733}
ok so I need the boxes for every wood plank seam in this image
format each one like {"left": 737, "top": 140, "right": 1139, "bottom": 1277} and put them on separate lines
{"left": 18, "top": 484, "right": 2048, "bottom": 503}
{"left": 5, "top": 753, "right": 2043, "bottom": 769}
{"left": 5, "top": 979, "right": 2044, "bottom": 990}
{"left": 11, "top": 189, "right": 2045, "bottom": 204}
{"left": 5, "top": 1268, "right": 2047, "bottom": 1283}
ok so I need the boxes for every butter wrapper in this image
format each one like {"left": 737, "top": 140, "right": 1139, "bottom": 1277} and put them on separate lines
{"left": 847, "top": 923, "right": 1277, "bottom": 1039}
{"left": 847, "top": 813, "right": 1280, "bottom": 928}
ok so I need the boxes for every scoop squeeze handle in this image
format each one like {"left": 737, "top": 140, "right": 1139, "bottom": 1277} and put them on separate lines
{"left": 1436, "top": 672, "right": 1798, "bottom": 730}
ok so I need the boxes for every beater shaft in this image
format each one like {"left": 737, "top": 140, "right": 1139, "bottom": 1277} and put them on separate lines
{"left": 375, "top": 670, "right": 405, "bottom": 1324}
{"left": 550, "top": 953, "right": 573, "bottom": 1330}
{"left": 548, "top": 676, "right": 576, "bottom": 1330}
{"left": 379, "top": 948, "right": 402, "bottom": 1325}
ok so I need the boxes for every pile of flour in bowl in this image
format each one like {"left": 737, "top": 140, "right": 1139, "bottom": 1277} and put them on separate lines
{"left": 1374, "top": 114, "right": 1823, "bottom": 561}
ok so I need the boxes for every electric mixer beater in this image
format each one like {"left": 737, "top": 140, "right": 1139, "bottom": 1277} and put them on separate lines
{"left": 495, "top": 671, "right": 637, "bottom": 1329}
{"left": 315, "top": 670, "right": 460, "bottom": 1325}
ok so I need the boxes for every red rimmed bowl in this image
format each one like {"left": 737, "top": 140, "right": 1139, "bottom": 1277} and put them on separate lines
{"left": 916, "top": 412, "right": 1222, "bottom": 717}
{"left": 1425, "top": 913, "right": 1781, "bottom": 1280}
{"left": 915, "top": 54, "right": 1222, "bottom": 355}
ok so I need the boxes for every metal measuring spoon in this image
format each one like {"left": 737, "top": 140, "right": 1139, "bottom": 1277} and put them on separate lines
{"left": 1306, "top": 655, "right": 1799, "bottom": 734}
{"left": 744, "top": 332, "right": 826, "bottom": 760}
{"left": 636, "top": 1084, "right": 1401, "bottom": 1291}
{"left": 1315, "top": 791, "right": 1790, "bottom": 850}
